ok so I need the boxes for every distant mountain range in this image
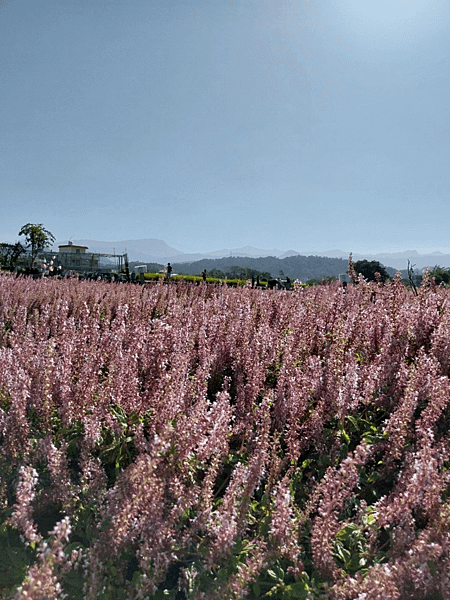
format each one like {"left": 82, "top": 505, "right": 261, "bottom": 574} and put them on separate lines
{"left": 64, "top": 239, "right": 450, "bottom": 272}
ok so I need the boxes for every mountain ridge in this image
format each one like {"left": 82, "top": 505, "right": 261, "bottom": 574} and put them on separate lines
{"left": 63, "top": 239, "right": 450, "bottom": 271}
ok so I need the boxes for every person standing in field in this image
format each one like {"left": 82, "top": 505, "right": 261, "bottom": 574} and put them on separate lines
{"left": 166, "top": 263, "right": 172, "bottom": 279}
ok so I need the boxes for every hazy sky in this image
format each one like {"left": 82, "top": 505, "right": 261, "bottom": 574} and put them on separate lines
{"left": 2, "top": 0, "right": 450, "bottom": 254}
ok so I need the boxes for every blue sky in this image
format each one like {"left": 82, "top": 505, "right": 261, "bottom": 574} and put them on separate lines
{"left": 1, "top": 0, "right": 450, "bottom": 254}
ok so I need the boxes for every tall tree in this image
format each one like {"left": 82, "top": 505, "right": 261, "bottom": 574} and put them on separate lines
{"left": 19, "top": 223, "right": 56, "bottom": 268}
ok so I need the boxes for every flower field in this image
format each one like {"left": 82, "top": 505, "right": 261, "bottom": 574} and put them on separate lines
{"left": 1, "top": 272, "right": 450, "bottom": 599}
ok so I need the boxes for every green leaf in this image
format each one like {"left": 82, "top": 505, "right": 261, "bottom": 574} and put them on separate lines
{"left": 288, "top": 581, "right": 310, "bottom": 600}
{"left": 345, "top": 416, "right": 359, "bottom": 430}
{"left": 252, "top": 581, "right": 261, "bottom": 597}
{"left": 338, "top": 422, "right": 350, "bottom": 446}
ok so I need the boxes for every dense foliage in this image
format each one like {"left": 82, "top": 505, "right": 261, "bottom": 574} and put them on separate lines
{"left": 0, "top": 243, "right": 25, "bottom": 272}
{"left": 1, "top": 273, "right": 450, "bottom": 599}
{"left": 18, "top": 224, "right": 56, "bottom": 269}
{"left": 203, "top": 267, "right": 272, "bottom": 282}
{"left": 353, "top": 260, "right": 391, "bottom": 283}
{"left": 171, "top": 255, "right": 351, "bottom": 282}
{"left": 429, "top": 266, "right": 450, "bottom": 286}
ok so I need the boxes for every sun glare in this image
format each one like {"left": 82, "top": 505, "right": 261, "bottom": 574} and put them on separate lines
{"left": 343, "top": 0, "right": 434, "bottom": 24}
{"left": 328, "top": 0, "right": 450, "bottom": 50}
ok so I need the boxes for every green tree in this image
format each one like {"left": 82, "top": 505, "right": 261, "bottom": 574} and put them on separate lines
{"left": 207, "top": 268, "right": 226, "bottom": 279}
{"left": 430, "top": 265, "right": 450, "bottom": 285}
{"left": 0, "top": 242, "right": 25, "bottom": 271}
{"left": 18, "top": 223, "right": 56, "bottom": 268}
{"left": 353, "top": 260, "right": 390, "bottom": 283}
{"left": 223, "top": 266, "right": 271, "bottom": 281}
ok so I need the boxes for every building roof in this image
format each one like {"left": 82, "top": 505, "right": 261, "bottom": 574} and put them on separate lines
{"left": 58, "top": 244, "right": 89, "bottom": 250}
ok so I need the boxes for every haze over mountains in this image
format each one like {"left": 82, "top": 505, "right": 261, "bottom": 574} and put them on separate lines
{"left": 70, "top": 239, "right": 450, "bottom": 272}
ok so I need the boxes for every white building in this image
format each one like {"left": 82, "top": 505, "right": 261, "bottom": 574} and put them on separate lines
{"left": 56, "top": 242, "right": 100, "bottom": 271}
